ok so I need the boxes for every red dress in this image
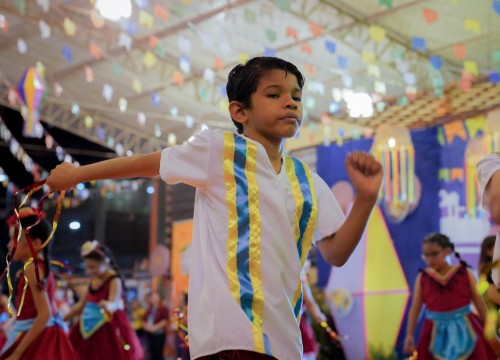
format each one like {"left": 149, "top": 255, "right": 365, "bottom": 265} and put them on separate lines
{"left": 300, "top": 312, "right": 318, "bottom": 355}
{"left": 69, "top": 275, "right": 144, "bottom": 360}
{"left": 417, "top": 264, "right": 496, "bottom": 359}
{"left": 0, "top": 265, "right": 79, "bottom": 360}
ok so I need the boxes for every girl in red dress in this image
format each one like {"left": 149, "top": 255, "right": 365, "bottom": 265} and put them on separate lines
{"left": 403, "top": 233, "right": 496, "bottom": 359}
{"left": 0, "top": 207, "right": 79, "bottom": 360}
{"left": 64, "top": 240, "right": 143, "bottom": 360}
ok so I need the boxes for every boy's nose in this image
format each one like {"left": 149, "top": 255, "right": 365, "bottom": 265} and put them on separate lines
{"left": 284, "top": 101, "right": 298, "bottom": 110}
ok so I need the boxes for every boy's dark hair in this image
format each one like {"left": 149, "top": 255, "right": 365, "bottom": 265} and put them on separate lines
{"left": 20, "top": 214, "right": 52, "bottom": 279}
{"left": 423, "top": 232, "right": 468, "bottom": 267}
{"left": 226, "top": 57, "right": 305, "bottom": 134}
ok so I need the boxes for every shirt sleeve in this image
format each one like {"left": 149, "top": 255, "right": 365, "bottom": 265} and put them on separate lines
{"left": 477, "top": 153, "right": 500, "bottom": 210}
{"left": 312, "top": 173, "right": 346, "bottom": 246}
{"left": 159, "top": 129, "right": 213, "bottom": 188}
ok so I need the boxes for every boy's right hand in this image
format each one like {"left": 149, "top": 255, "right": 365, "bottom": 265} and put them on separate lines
{"left": 46, "top": 162, "right": 79, "bottom": 192}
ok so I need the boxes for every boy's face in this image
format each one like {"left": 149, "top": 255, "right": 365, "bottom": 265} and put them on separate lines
{"left": 237, "top": 69, "right": 302, "bottom": 142}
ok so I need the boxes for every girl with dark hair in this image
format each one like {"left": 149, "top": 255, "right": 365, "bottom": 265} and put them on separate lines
{"left": 403, "top": 232, "right": 496, "bottom": 359}
{"left": 64, "top": 240, "right": 143, "bottom": 360}
{"left": 0, "top": 207, "right": 79, "bottom": 360}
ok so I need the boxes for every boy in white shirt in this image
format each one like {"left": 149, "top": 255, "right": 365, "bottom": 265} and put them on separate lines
{"left": 47, "top": 57, "right": 382, "bottom": 360}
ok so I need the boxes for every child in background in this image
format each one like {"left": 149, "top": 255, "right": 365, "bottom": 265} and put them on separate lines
{"left": 143, "top": 292, "right": 168, "bottom": 360}
{"left": 64, "top": 240, "right": 143, "bottom": 360}
{"left": 0, "top": 207, "right": 79, "bottom": 360}
{"left": 403, "top": 233, "right": 495, "bottom": 359}
{"left": 47, "top": 56, "right": 382, "bottom": 360}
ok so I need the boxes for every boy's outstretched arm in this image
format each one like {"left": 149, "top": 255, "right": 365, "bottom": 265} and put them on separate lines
{"left": 318, "top": 152, "right": 383, "bottom": 266}
{"left": 46, "top": 151, "right": 162, "bottom": 192}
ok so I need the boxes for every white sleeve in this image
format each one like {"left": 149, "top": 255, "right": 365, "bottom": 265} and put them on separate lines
{"left": 312, "top": 173, "right": 346, "bottom": 246}
{"left": 477, "top": 153, "right": 500, "bottom": 210}
{"left": 159, "top": 129, "right": 213, "bottom": 188}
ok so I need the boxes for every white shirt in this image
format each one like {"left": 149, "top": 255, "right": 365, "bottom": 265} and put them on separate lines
{"left": 160, "top": 129, "right": 345, "bottom": 360}
{"left": 477, "top": 153, "right": 500, "bottom": 286}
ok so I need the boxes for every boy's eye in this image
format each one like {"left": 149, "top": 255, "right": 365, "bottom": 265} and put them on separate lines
{"left": 267, "top": 94, "right": 279, "bottom": 98}
{"left": 293, "top": 97, "right": 302, "bottom": 102}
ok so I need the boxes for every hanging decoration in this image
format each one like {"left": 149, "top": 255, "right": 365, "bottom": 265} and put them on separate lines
{"left": 16, "top": 63, "right": 47, "bottom": 138}
{"left": 461, "top": 109, "right": 500, "bottom": 218}
{"left": 464, "top": 136, "right": 487, "bottom": 218}
{"left": 371, "top": 124, "right": 416, "bottom": 222}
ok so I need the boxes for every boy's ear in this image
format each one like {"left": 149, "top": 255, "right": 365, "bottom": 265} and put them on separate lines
{"left": 229, "top": 100, "right": 248, "bottom": 127}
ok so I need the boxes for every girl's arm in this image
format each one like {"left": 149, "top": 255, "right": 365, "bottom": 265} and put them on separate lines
{"left": 404, "top": 274, "right": 423, "bottom": 354}
{"left": 8, "top": 264, "right": 51, "bottom": 359}
{"left": 468, "top": 270, "right": 488, "bottom": 323}
{"left": 98, "top": 277, "right": 123, "bottom": 313}
{"left": 486, "top": 284, "right": 500, "bottom": 305}
{"left": 63, "top": 291, "right": 88, "bottom": 322}
{"left": 47, "top": 151, "right": 162, "bottom": 192}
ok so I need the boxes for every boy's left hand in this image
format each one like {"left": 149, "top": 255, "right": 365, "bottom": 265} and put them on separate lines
{"left": 345, "top": 152, "right": 383, "bottom": 202}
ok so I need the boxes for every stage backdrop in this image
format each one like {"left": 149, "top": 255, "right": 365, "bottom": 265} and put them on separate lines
{"left": 316, "top": 127, "right": 441, "bottom": 358}
{"left": 171, "top": 219, "right": 193, "bottom": 308}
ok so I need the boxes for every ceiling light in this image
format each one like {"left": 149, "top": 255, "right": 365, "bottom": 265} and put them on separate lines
{"left": 345, "top": 92, "right": 374, "bottom": 118}
{"left": 95, "top": 0, "right": 132, "bottom": 22}
{"left": 69, "top": 221, "right": 81, "bottom": 230}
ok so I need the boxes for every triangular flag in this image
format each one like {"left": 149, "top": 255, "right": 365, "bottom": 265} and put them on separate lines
{"left": 61, "top": 45, "right": 73, "bottom": 62}
{"left": 264, "top": 47, "right": 276, "bottom": 57}
{"left": 118, "top": 32, "right": 132, "bottom": 51}
{"left": 309, "top": 22, "right": 323, "bottom": 37}
{"left": 276, "top": 0, "right": 291, "bottom": 12}
{"left": 132, "top": 78, "right": 142, "bottom": 94}
{"left": 143, "top": 51, "right": 157, "bottom": 68}
{"left": 102, "top": 83, "right": 113, "bottom": 102}
{"left": 453, "top": 44, "right": 467, "bottom": 60}
{"left": 304, "top": 63, "right": 315, "bottom": 75}
{"left": 89, "top": 42, "right": 101, "bottom": 60}
{"left": 139, "top": 10, "right": 154, "bottom": 29}
{"left": 490, "top": 71, "right": 500, "bottom": 83}
{"left": 286, "top": 27, "right": 298, "bottom": 40}
{"left": 239, "top": 52, "right": 250, "bottom": 64}
{"left": 155, "top": 4, "right": 169, "bottom": 21}
{"left": 63, "top": 17, "right": 76, "bottom": 36}
{"left": 39, "top": 20, "right": 51, "bottom": 39}
{"left": 379, "top": 0, "right": 393, "bottom": 8}
{"left": 494, "top": 1, "right": 500, "bottom": 15}
{"left": 172, "top": 70, "right": 184, "bottom": 85}
{"left": 422, "top": 8, "right": 438, "bottom": 24}
{"left": 362, "top": 50, "right": 376, "bottom": 64}
{"left": 266, "top": 29, "right": 277, "bottom": 42}
{"left": 325, "top": 40, "right": 336, "bottom": 54}
{"left": 370, "top": 25, "right": 386, "bottom": 43}
{"left": 464, "top": 18, "right": 481, "bottom": 34}
{"left": 429, "top": 55, "right": 443, "bottom": 70}
{"left": 463, "top": 60, "right": 478, "bottom": 76}
{"left": 411, "top": 37, "right": 426, "bottom": 52}
{"left": 337, "top": 56, "right": 347, "bottom": 69}
{"left": 301, "top": 43, "right": 312, "bottom": 55}
{"left": 214, "top": 57, "right": 223, "bottom": 70}
{"left": 149, "top": 36, "right": 159, "bottom": 48}
{"left": 244, "top": 8, "right": 256, "bottom": 23}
